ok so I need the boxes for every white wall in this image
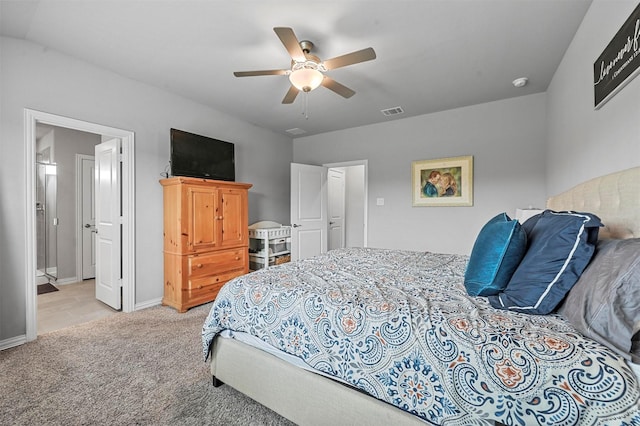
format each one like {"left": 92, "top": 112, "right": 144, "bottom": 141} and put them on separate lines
{"left": 547, "top": 0, "right": 640, "bottom": 192}
{"left": 0, "top": 36, "right": 292, "bottom": 342}
{"left": 294, "top": 93, "right": 548, "bottom": 255}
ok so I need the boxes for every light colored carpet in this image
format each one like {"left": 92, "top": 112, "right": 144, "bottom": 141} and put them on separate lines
{"left": 0, "top": 303, "right": 295, "bottom": 426}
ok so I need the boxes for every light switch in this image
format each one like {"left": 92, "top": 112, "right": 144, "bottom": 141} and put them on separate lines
{"left": 376, "top": 198, "right": 385, "bottom": 206}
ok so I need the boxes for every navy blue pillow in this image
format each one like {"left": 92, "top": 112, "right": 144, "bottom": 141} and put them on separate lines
{"left": 488, "top": 210, "right": 602, "bottom": 315}
{"left": 464, "top": 213, "right": 527, "bottom": 296}
{"left": 521, "top": 212, "right": 543, "bottom": 237}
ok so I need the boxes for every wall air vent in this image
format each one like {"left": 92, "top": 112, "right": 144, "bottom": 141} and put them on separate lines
{"left": 285, "top": 128, "right": 307, "bottom": 135}
{"left": 381, "top": 106, "right": 404, "bottom": 117}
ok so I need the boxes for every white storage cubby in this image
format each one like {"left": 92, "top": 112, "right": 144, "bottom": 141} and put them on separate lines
{"left": 248, "top": 225, "right": 291, "bottom": 270}
{"left": 249, "top": 255, "right": 275, "bottom": 271}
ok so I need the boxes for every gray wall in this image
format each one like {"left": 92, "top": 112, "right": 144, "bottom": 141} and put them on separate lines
{"left": 294, "top": 0, "right": 640, "bottom": 254}
{"left": 294, "top": 93, "right": 548, "bottom": 255}
{"left": 0, "top": 36, "right": 292, "bottom": 342}
{"left": 2, "top": 0, "right": 638, "bottom": 346}
{"left": 546, "top": 0, "right": 640, "bottom": 191}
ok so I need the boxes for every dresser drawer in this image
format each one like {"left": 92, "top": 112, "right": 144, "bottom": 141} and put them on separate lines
{"left": 186, "top": 269, "right": 246, "bottom": 291}
{"left": 183, "top": 281, "right": 225, "bottom": 308}
{"left": 187, "top": 249, "right": 247, "bottom": 279}
{"left": 185, "top": 279, "right": 223, "bottom": 298}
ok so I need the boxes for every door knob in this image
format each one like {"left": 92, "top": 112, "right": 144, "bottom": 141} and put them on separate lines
{"left": 292, "top": 224, "right": 301, "bottom": 228}
{"left": 84, "top": 224, "right": 91, "bottom": 228}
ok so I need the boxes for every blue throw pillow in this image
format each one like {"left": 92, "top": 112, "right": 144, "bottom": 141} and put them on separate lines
{"left": 488, "top": 210, "right": 602, "bottom": 315}
{"left": 464, "top": 213, "right": 527, "bottom": 296}
{"left": 521, "top": 212, "right": 543, "bottom": 236}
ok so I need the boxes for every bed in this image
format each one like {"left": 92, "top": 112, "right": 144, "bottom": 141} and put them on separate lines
{"left": 202, "top": 166, "right": 640, "bottom": 426}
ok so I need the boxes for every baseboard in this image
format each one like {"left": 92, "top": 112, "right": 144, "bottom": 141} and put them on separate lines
{"left": 134, "top": 297, "right": 162, "bottom": 311}
{"left": 55, "top": 276, "right": 80, "bottom": 286}
{"left": 0, "top": 334, "right": 27, "bottom": 351}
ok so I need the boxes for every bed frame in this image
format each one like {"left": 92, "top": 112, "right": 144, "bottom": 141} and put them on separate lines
{"left": 546, "top": 167, "right": 640, "bottom": 239}
{"left": 210, "top": 166, "right": 640, "bottom": 426}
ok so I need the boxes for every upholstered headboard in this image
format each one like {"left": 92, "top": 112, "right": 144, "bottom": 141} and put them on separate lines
{"left": 546, "top": 166, "right": 640, "bottom": 239}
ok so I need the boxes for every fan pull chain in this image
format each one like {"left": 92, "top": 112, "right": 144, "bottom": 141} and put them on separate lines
{"left": 302, "top": 91, "right": 310, "bottom": 120}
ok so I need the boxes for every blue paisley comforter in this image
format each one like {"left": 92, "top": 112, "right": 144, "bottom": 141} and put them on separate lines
{"left": 202, "top": 247, "right": 640, "bottom": 425}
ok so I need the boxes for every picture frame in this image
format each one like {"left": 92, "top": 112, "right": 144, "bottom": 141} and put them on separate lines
{"left": 412, "top": 155, "right": 473, "bottom": 207}
{"left": 593, "top": 2, "right": 640, "bottom": 109}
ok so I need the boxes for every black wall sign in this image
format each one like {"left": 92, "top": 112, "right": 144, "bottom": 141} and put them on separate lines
{"left": 594, "top": 2, "right": 640, "bottom": 109}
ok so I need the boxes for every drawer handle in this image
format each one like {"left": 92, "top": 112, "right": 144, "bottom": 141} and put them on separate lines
{"left": 235, "top": 256, "right": 240, "bottom": 260}
{"left": 198, "top": 285, "right": 203, "bottom": 289}
{"left": 196, "top": 264, "right": 203, "bottom": 268}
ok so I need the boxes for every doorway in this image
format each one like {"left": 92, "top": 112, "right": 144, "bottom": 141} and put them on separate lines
{"left": 290, "top": 160, "right": 367, "bottom": 260}
{"left": 24, "top": 109, "right": 136, "bottom": 342}
{"left": 35, "top": 125, "right": 99, "bottom": 287}
{"left": 77, "top": 154, "right": 96, "bottom": 280}
{"left": 325, "top": 160, "right": 368, "bottom": 250}
{"left": 326, "top": 162, "right": 367, "bottom": 249}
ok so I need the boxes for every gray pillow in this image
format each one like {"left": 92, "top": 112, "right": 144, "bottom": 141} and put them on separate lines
{"left": 558, "top": 238, "right": 640, "bottom": 362}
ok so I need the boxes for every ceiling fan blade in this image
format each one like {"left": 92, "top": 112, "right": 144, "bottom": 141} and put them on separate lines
{"left": 321, "top": 77, "right": 356, "bottom": 98}
{"left": 323, "top": 47, "right": 376, "bottom": 70}
{"left": 282, "top": 86, "right": 299, "bottom": 104}
{"left": 274, "top": 27, "right": 306, "bottom": 62}
{"left": 234, "top": 69, "right": 288, "bottom": 77}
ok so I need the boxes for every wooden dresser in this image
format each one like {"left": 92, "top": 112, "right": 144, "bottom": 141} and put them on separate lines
{"left": 160, "top": 177, "right": 252, "bottom": 312}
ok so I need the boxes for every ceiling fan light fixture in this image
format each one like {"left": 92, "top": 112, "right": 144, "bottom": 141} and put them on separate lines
{"left": 289, "top": 62, "right": 324, "bottom": 92}
{"left": 234, "top": 28, "right": 376, "bottom": 104}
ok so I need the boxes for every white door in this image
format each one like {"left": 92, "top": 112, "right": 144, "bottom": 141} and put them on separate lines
{"left": 81, "top": 156, "right": 96, "bottom": 279}
{"left": 95, "top": 138, "right": 122, "bottom": 309}
{"left": 290, "top": 163, "right": 328, "bottom": 261}
{"left": 327, "top": 168, "right": 346, "bottom": 251}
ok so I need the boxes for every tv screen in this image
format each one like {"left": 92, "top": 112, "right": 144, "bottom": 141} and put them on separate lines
{"left": 170, "top": 128, "right": 235, "bottom": 181}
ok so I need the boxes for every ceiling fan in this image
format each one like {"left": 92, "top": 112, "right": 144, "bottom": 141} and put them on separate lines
{"left": 233, "top": 27, "right": 376, "bottom": 104}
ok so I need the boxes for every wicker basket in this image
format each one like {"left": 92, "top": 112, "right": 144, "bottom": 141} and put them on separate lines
{"left": 275, "top": 254, "right": 291, "bottom": 265}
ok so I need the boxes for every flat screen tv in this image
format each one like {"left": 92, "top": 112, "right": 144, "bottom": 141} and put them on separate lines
{"left": 170, "top": 128, "right": 235, "bottom": 181}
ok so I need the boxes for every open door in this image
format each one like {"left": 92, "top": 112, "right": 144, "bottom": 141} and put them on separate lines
{"left": 95, "top": 138, "right": 122, "bottom": 310}
{"left": 327, "top": 168, "right": 346, "bottom": 251}
{"left": 290, "top": 163, "right": 328, "bottom": 261}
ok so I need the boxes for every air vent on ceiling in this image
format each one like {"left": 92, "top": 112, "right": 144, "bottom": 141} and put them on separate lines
{"left": 286, "top": 128, "right": 307, "bottom": 136}
{"left": 381, "top": 106, "right": 404, "bottom": 117}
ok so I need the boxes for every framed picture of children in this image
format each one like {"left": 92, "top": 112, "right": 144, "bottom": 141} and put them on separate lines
{"left": 411, "top": 155, "right": 473, "bottom": 206}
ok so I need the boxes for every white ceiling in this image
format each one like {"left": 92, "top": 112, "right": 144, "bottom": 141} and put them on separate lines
{"left": 1, "top": 0, "right": 592, "bottom": 138}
